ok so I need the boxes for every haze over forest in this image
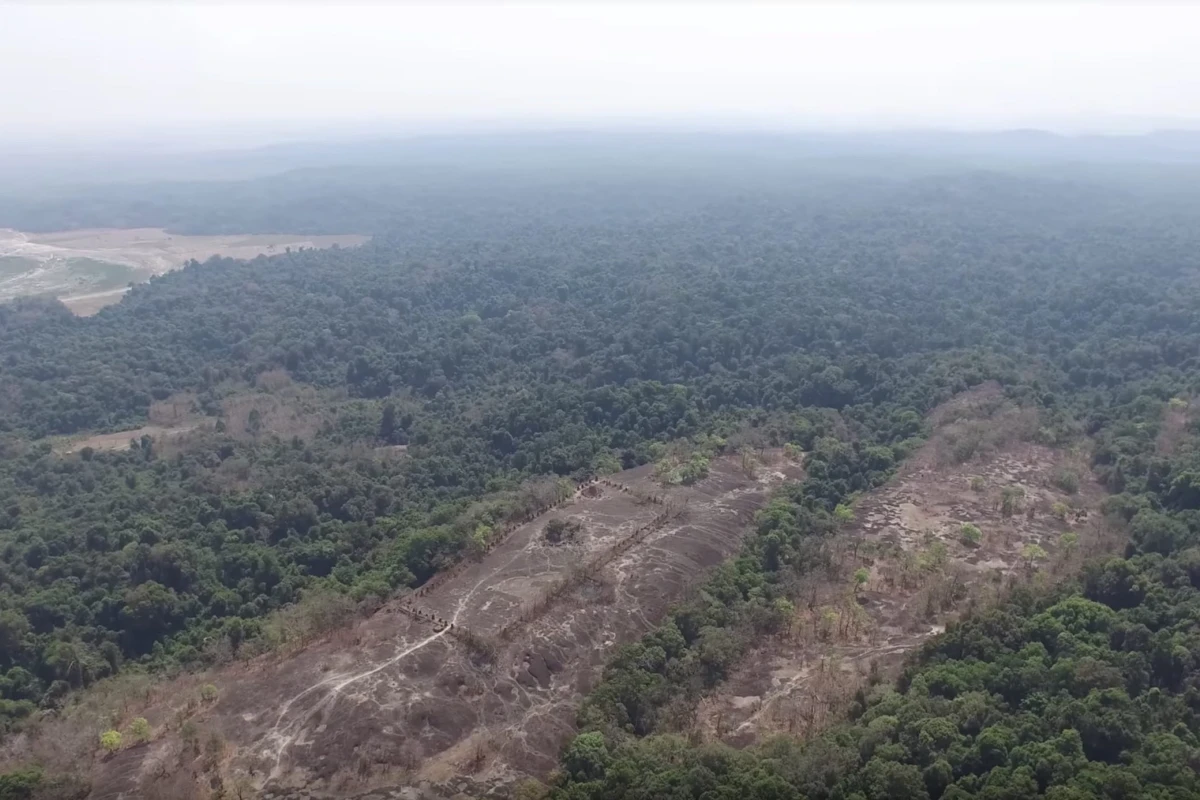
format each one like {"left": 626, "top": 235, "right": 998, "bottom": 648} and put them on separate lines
{"left": 3, "top": 2, "right": 1200, "bottom": 146}
{"left": 2, "top": 4, "right": 1200, "bottom": 800}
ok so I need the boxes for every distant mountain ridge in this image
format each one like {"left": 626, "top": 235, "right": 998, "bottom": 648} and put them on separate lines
{"left": 4, "top": 128, "right": 1200, "bottom": 190}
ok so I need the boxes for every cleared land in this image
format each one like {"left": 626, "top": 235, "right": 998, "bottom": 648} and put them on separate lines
{"left": 0, "top": 227, "right": 368, "bottom": 313}
{"left": 692, "top": 385, "right": 1118, "bottom": 746}
{"left": 25, "top": 389, "right": 1118, "bottom": 800}
{"left": 77, "top": 451, "right": 802, "bottom": 799}
{"left": 53, "top": 374, "right": 334, "bottom": 457}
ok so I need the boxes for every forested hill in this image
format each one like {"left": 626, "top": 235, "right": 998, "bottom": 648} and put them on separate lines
{"left": 5, "top": 131, "right": 1200, "bottom": 236}
{"left": 3, "top": 150, "right": 1200, "bottom": 798}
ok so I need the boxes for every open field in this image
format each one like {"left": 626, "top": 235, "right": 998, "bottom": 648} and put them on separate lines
{"left": 0, "top": 227, "right": 368, "bottom": 313}
{"left": 692, "top": 387, "right": 1119, "bottom": 747}
{"left": 72, "top": 451, "right": 802, "bottom": 799}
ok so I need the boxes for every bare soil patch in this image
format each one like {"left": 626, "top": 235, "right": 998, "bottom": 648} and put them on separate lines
{"left": 71, "top": 452, "right": 801, "bottom": 799}
{"left": 1157, "top": 397, "right": 1192, "bottom": 456}
{"left": 55, "top": 423, "right": 209, "bottom": 455}
{"left": 54, "top": 393, "right": 210, "bottom": 454}
{"left": 52, "top": 379, "right": 331, "bottom": 458}
{"left": 692, "top": 393, "right": 1118, "bottom": 747}
{"left": 0, "top": 227, "right": 369, "bottom": 313}
{"left": 58, "top": 288, "right": 131, "bottom": 315}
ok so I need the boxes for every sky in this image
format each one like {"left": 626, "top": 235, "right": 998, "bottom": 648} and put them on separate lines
{"left": 3, "top": 1, "right": 1200, "bottom": 146}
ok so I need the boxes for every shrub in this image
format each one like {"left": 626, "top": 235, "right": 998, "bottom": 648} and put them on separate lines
{"left": 1052, "top": 469, "right": 1080, "bottom": 495}
{"left": 1000, "top": 486, "right": 1025, "bottom": 516}
{"left": 99, "top": 730, "right": 122, "bottom": 753}
{"left": 128, "top": 717, "right": 150, "bottom": 742}
{"left": 676, "top": 454, "right": 710, "bottom": 485}
{"left": 853, "top": 568, "right": 870, "bottom": 593}
{"left": 181, "top": 720, "right": 199, "bottom": 750}
{"left": 960, "top": 523, "right": 982, "bottom": 546}
{"left": 544, "top": 518, "right": 582, "bottom": 544}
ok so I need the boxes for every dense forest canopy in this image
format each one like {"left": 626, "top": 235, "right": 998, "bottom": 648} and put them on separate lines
{"left": 2, "top": 135, "right": 1200, "bottom": 797}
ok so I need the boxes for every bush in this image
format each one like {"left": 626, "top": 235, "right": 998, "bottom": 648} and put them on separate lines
{"left": 960, "top": 523, "right": 982, "bottom": 546}
{"left": 128, "top": 717, "right": 150, "bottom": 742}
{"left": 657, "top": 452, "right": 711, "bottom": 486}
{"left": 677, "top": 454, "right": 711, "bottom": 485}
{"left": 544, "top": 518, "right": 582, "bottom": 544}
{"left": 853, "top": 568, "right": 870, "bottom": 592}
{"left": 99, "top": 730, "right": 122, "bottom": 753}
{"left": 1000, "top": 486, "right": 1025, "bottom": 516}
{"left": 1052, "top": 469, "right": 1080, "bottom": 495}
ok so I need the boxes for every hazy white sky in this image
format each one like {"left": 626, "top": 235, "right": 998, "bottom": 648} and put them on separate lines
{"left": 3, "top": 1, "right": 1200, "bottom": 142}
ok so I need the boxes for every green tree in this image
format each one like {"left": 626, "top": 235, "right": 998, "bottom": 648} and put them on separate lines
{"left": 0, "top": 611, "right": 30, "bottom": 662}
{"left": 119, "top": 582, "right": 183, "bottom": 652}
{"left": 379, "top": 401, "right": 398, "bottom": 443}
{"left": 563, "top": 732, "right": 610, "bottom": 781}
{"left": 1022, "top": 543, "right": 1048, "bottom": 568}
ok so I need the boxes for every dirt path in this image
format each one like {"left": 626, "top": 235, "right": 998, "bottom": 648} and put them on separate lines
{"left": 265, "top": 626, "right": 450, "bottom": 782}
{"left": 262, "top": 512, "right": 576, "bottom": 783}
